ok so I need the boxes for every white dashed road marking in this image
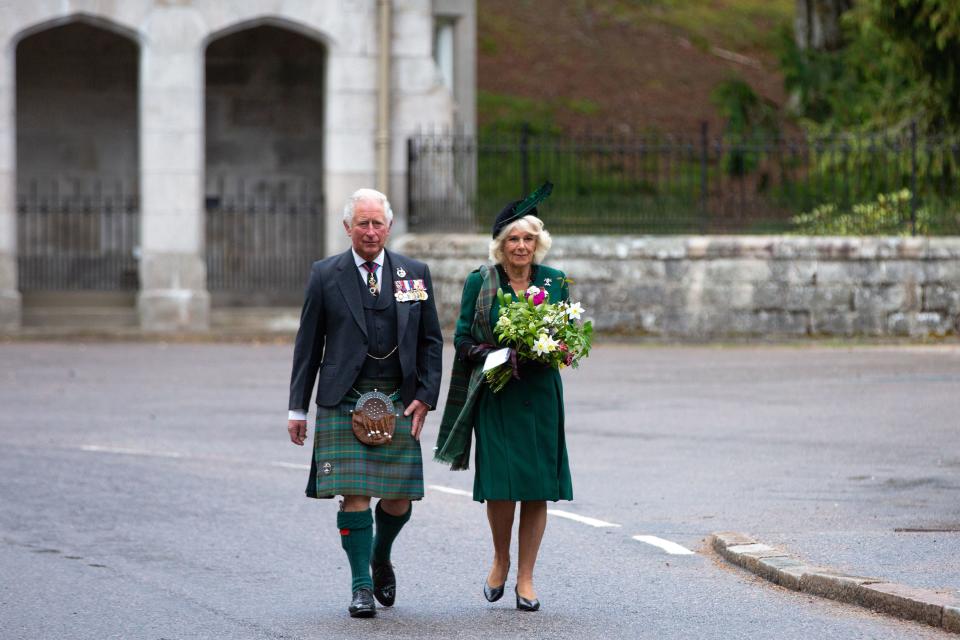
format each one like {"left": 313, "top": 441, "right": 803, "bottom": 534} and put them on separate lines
{"left": 632, "top": 535, "right": 695, "bottom": 555}
{"left": 429, "top": 488, "right": 623, "bottom": 528}
{"left": 547, "top": 509, "right": 621, "bottom": 528}
{"left": 80, "top": 445, "right": 185, "bottom": 458}
{"left": 78, "top": 444, "right": 310, "bottom": 470}
{"left": 269, "top": 461, "right": 311, "bottom": 470}
{"left": 428, "top": 484, "right": 473, "bottom": 497}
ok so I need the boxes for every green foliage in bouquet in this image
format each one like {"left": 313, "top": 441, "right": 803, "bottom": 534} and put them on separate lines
{"left": 485, "top": 286, "right": 594, "bottom": 393}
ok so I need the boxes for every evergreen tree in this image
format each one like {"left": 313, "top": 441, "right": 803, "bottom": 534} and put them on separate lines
{"left": 784, "top": 0, "right": 960, "bottom": 133}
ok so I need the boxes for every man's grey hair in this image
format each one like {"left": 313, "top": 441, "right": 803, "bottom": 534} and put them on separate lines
{"left": 343, "top": 188, "right": 394, "bottom": 226}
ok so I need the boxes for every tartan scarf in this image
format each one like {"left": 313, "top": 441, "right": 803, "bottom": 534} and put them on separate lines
{"left": 433, "top": 264, "right": 500, "bottom": 470}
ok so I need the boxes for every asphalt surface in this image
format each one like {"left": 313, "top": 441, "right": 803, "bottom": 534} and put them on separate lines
{"left": 1, "top": 342, "right": 958, "bottom": 639}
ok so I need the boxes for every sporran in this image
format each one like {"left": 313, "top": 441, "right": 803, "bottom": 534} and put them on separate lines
{"left": 350, "top": 389, "right": 399, "bottom": 446}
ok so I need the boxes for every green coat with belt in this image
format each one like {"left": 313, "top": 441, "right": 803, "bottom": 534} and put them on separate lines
{"left": 453, "top": 263, "right": 573, "bottom": 502}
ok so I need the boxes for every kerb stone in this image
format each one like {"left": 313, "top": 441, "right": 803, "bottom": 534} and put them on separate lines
{"left": 777, "top": 564, "right": 823, "bottom": 592}
{"left": 944, "top": 603, "right": 960, "bottom": 633}
{"left": 754, "top": 555, "right": 805, "bottom": 585}
{"left": 801, "top": 570, "right": 880, "bottom": 604}
{"left": 710, "top": 532, "right": 757, "bottom": 548}
{"left": 860, "top": 582, "right": 956, "bottom": 627}
{"left": 722, "top": 543, "right": 788, "bottom": 573}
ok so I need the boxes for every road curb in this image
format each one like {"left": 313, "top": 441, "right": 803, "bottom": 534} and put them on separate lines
{"left": 710, "top": 532, "right": 960, "bottom": 634}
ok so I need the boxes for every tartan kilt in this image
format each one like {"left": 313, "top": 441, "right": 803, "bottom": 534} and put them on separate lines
{"left": 306, "top": 382, "right": 424, "bottom": 500}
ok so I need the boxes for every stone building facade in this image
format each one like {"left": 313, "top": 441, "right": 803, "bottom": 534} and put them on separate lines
{"left": 0, "top": 0, "right": 476, "bottom": 331}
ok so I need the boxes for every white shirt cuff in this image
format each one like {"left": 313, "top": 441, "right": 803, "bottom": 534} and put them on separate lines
{"left": 288, "top": 409, "right": 308, "bottom": 421}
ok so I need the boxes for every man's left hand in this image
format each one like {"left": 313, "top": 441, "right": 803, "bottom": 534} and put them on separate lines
{"left": 403, "top": 399, "right": 429, "bottom": 441}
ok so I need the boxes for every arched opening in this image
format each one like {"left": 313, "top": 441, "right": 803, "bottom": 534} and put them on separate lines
{"left": 15, "top": 20, "right": 140, "bottom": 314}
{"left": 204, "top": 24, "right": 326, "bottom": 305}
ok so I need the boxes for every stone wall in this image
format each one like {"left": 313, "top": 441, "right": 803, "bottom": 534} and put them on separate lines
{"left": 393, "top": 235, "right": 960, "bottom": 338}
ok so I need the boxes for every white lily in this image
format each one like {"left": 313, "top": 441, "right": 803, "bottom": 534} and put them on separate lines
{"left": 565, "top": 301, "right": 584, "bottom": 320}
{"left": 533, "top": 333, "right": 558, "bottom": 356}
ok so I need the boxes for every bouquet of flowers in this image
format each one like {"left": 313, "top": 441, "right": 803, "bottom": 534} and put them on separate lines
{"left": 484, "top": 284, "right": 593, "bottom": 392}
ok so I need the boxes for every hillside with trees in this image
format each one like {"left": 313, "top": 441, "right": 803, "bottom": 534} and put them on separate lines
{"left": 477, "top": 0, "right": 960, "bottom": 136}
{"left": 477, "top": 0, "right": 793, "bottom": 134}
{"left": 449, "top": 1, "right": 960, "bottom": 236}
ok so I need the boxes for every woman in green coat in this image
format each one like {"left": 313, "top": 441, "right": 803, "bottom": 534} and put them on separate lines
{"left": 436, "top": 186, "right": 573, "bottom": 612}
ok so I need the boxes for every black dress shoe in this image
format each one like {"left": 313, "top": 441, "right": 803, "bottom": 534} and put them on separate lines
{"left": 371, "top": 559, "right": 396, "bottom": 607}
{"left": 348, "top": 587, "right": 376, "bottom": 618}
{"left": 483, "top": 578, "right": 506, "bottom": 602}
{"left": 483, "top": 561, "right": 510, "bottom": 602}
{"left": 515, "top": 587, "right": 540, "bottom": 612}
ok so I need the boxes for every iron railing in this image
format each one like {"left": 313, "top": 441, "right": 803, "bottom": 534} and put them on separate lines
{"left": 408, "top": 124, "right": 960, "bottom": 235}
{"left": 16, "top": 176, "right": 324, "bottom": 295}
{"left": 205, "top": 176, "right": 324, "bottom": 295}
{"left": 16, "top": 179, "right": 139, "bottom": 291}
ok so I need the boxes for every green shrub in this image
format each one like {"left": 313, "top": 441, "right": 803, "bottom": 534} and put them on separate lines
{"left": 791, "top": 189, "right": 929, "bottom": 235}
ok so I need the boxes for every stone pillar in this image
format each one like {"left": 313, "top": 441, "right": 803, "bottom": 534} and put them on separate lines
{"left": 0, "top": 46, "right": 21, "bottom": 330}
{"left": 137, "top": 9, "right": 209, "bottom": 331}
{"left": 324, "top": 52, "right": 377, "bottom": 257}
{"left": 391, "top": 0, "right": 458, "bottom": 231}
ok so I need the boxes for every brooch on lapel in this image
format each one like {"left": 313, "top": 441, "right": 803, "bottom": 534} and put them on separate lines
{"left": 394, "top": 279, "right": 428, "bottom": 302}
{"left": 396, "top": 266, "right": 406, "bottom": 278}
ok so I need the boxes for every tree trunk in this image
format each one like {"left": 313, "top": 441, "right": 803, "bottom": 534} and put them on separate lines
{"left": 795, "top": 0, "right": 853, "bottom": 51}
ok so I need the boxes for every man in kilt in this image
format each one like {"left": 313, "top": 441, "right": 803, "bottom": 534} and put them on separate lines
{"left": 287, "top": 187, "right": 443, "bottom": 618}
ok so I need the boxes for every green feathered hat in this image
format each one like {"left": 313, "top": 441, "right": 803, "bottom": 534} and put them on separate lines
{"left": 491, "top": 181, "right": 553, "bottom": 238}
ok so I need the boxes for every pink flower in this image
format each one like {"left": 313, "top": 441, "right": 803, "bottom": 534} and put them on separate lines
{"left": 525, "top": 286, "right": 546, "bottom": 305}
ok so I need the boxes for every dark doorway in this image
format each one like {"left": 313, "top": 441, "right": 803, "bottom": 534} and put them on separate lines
{"left": 15, "top": 21, "right": 140, "bottom": 295}
{"left": 204, "top": 25, "right": 326, "bottom": 305}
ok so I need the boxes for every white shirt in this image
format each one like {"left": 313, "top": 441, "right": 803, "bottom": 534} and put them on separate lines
{"left": 287, "top": 249, "right": 386, "bottom": 422}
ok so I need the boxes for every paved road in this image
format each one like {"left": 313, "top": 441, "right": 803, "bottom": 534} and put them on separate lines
{"left": 1, "top": 342, "right": 958, "bottom": 639}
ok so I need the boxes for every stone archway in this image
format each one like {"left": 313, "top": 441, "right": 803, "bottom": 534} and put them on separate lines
{"left": 204, "top": 23, "right": 326, "bottom": 305}
{"left": 15, "top": 20, "right": 140, "bottom": 299}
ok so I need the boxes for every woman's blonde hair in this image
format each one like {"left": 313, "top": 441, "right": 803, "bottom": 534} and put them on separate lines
{"left": 489, "top": 215, "right": 552, "bottom": 264}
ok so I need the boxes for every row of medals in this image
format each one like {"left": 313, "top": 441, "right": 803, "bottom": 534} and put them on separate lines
{"left": 393, "top": 266, "right": 428, "bottom": 302}
{"left": 367, "top": 266, "right": 428, "bottom": 301}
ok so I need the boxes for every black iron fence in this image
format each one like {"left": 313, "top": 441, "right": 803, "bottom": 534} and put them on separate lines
{"left": 17, "top": 179, "right": 139, "bottom": 291}
{"left": 408, "top": 125, "right": 960, "bottom": 235}
{"left": 16, "top": 176, "right": 323, "bottom": 296}
{"left": 205, "top": 176, "right": 324, "bottom": 295}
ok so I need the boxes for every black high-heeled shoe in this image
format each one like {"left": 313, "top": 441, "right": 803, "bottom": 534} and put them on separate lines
{"left": 483, "top": 561, "right": 510, "bottom": 602}
{"left": 515, "top": 586, "right": 540, "bottom": 612}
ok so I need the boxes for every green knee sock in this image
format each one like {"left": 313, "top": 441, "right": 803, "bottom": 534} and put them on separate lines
{"left": 337, "top": 509, "right": 373, "bottom": 591}
{"left": 372, "top": 501, "right": 412, "bottom": 564}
